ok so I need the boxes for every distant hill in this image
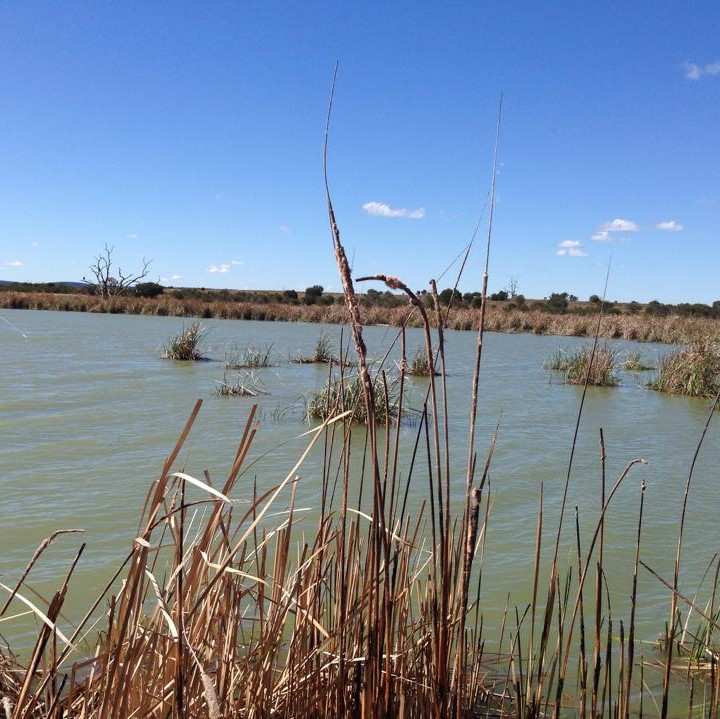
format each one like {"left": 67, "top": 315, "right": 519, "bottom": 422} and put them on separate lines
{"left": 0, "top": 280, "right": 84, "bottom": 288}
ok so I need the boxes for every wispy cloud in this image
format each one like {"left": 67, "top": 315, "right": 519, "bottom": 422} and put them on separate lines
{"left": 556, "top": 240, "right": 587, "bottom": 257}
{"left": 126, "top": 233, "right": 139, "bottom": 240}
{"left": 362, "top": 201, "right": 426, "bottom": 219}
{"left": 4, "top": 260, "right": 24, "bottom": 267}
{"left": 599, "top": 218, "right": 639, "bottom": 232}
{"left": 231, "top": 260, "right": 243, "bottom": 266}
{"left": 685, "top": 61, "right": 720, "bottom": 80}
{"left": 655, "top": 220, "right": 683, "bottom": 232}
{"left": 590, "top": 231, "right": 612, "bottom": 242}
{"left": 207, "top": 263, "right": 231, "bottom": 274}
{"left": 278, "top": 225, "right": 290, "bottom": 234}
{"left": 161, "top": 274, "right": 182, "bottom": 283}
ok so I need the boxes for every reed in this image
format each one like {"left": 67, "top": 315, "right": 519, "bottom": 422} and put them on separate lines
{"left": 161, "top": 321, "right": 209, "bottom": 361}
{"left": 306, "top": 370, "right": 399, "bottom": 424}
{"left": 292, "top": 332, "right": 335, "bottom": 364}
{"left": 225, "top": 342, "right": 274, "bottom": 368}
{"left": 622, "top": 350, "right": 654, "bottom": 372}
{"left": 406, "top": 345, "right": 438, "bottom": 376}
{"left": 545, "top": 342, "right": 619, "bottom": 386}
{"left": 648, "top": 341, "right": 720, "bottom": 398}
{"left": 214, "top": 369, "right": 269, "bottom": 397}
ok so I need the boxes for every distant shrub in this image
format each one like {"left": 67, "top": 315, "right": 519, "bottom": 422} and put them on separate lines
{"left": 134, "top": 282, "right": 165, "bottom": 298}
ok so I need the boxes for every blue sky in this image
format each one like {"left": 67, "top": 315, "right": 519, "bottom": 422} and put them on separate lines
{"left": 1, "top": 2, "right": 718, "bottom": 304}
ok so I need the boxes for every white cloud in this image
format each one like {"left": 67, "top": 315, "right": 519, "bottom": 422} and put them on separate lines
{"left": 655, "top": 220, "right": 683, "bottom": 232}
{"left": 231, "top": 260, "right": 243, "bottom": 266}
{"left": 278, "top": 225, "right": 290, "bottom": 234}
{"left": 590, "top": 231, "right": 612, "bottom": 242}
{"left": 5, "top": 260, "right": 24, "bottom": 267}
{"left": 362, "top": 201, "right": 426, "bottom": 219}
{"left": 556, "top": 240, "right": 587, "bottom": 257}
{"left": 685, "top": 61, "right": 720, "bottom": 80}
{"left": 126, "top": 233, "right": 139, "bottom": 240}
{"left": 207, "top": 263, "right": 231, "bottom": 274}
{"left": 161, "top": 274, "right": 182, "bottom": 283}
{"left": 599, "top": 218, "right": 639, "bottom": 232}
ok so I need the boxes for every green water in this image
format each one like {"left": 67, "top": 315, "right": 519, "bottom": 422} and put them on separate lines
{"left": 1, "top": 309, "right": 717, "bottom": 697}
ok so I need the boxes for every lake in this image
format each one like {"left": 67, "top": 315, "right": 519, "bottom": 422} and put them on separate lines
{"left": 1, "top": 308, "right": 717, "bottom": 678}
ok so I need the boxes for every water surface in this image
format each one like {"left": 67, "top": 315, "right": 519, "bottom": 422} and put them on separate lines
{"left": 1, "top": 309, "right": 717, "bottom": 663}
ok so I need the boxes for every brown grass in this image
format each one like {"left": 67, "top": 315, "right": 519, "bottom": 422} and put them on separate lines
{"left": 4, "top": 291, "right": 720, "bottom": 345}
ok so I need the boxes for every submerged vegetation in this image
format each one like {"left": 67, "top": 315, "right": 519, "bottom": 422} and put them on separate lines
{"left": 161, "top": 321, "right": 209, "bottom": 361}
{"left": 545, "top": 342, "right": 620, "bottom": 386}
{"left": 648, "top": 341, "right": 720, "bottom": 399}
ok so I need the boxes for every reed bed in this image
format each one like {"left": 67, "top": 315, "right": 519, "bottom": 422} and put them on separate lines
{"left": 648, "top": 341, "right": 720, "bottom": 398}
{"left": 5, "top": 291, "right": 720, "bottom": 345}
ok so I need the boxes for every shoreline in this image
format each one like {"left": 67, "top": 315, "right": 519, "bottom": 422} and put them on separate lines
{"left": 3, "top": 290, "right": 720, "bottom": 345}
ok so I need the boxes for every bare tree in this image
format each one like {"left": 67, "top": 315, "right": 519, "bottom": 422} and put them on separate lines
{"left": 507, "top": 276, "right": 519, "bottom": 298}
{"left": 83, "top": 244, "right": 152, "bottom": 299}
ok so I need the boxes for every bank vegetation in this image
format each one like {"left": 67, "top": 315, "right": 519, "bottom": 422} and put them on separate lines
{"left": 3, "top": 286, "right": 720, "bottom": 345}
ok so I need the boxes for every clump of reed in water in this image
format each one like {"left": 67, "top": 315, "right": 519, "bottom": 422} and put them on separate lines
{"left": 292, "top": 331, "right": 335, "bottom": 364}
{"left": 306, "top": 370, "right": 400, "bottom": 424}
{"left": 648, "top": 341, "right": 720, "bottom": 398}
{"left": 224, "top": 343, "right": 274, "bottom": 369}
{"left": 622, "top": 350, "right": 654, "bottom": 372}
{"left": 161, "top": 321, "right": 209, "bottom": 361}
{"left": 545, "top": 342, "right": 619, "bottom": 386}
{"left": 405, "top": 346, "right": 438, "bottom": 376}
